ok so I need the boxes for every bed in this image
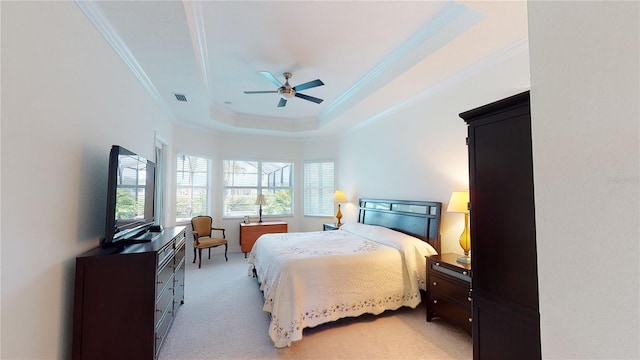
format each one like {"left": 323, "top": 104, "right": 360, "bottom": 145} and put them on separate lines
{"left": 247, "top": 198, "right": 442, "bottom": 348}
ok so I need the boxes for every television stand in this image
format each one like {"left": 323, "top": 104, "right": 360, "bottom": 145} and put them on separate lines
{"left": 72, "top": 226, "right": 186, "bottom": 359}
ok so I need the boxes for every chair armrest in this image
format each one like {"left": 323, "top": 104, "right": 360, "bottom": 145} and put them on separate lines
{"left": 211, "top": 227, "right": 226, "bottom": 239}
{"left": 192, "top": 231, "right": 200, "bottom": 245}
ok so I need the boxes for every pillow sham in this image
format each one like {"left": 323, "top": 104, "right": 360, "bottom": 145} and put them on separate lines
{"left": 340, "top": 222, "right": 437, "bottom": 257}
{"left": 340, "top": 222, "right": 437, "bottom": 291}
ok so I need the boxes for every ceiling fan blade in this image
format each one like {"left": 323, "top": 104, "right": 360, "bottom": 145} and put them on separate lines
{"left": 295, "top": 92, "right": 324, "bottom": 104}
{"left": 260, "top": 71, "right": 283, "bottom": 87}
{"left": 277, "top": 98, "right": 287, "bottom": 107}
{"left": 293, "top": 79, "right": 324, "bottom": 92}
{"left": 244, "top": 90, "right": 277, "bottom": 94}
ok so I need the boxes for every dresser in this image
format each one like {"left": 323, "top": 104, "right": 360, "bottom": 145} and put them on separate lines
{"left": 239, "top": 221, "right": 287, "bottom": 257}
{"left": 460, "top": 91, "right": 541, "bottom": 359}
{"left": 72, "top": 226, "right": 186, "bottom": 360}
{"left": 426, "top": 253, "right": 472, "bottom": 334}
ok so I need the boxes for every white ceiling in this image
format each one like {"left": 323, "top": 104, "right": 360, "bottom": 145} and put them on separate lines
{"left": 78, "top": 1, "right": 529, "bottom": 139}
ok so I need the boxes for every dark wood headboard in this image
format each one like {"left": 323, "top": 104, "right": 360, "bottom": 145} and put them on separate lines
{"left": 358, "top": 198, "right": 442, "bottom": 254}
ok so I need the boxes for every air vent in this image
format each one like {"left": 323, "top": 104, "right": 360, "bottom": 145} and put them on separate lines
{"left": 174, "top": 93, "right": 187, "bottom": 102}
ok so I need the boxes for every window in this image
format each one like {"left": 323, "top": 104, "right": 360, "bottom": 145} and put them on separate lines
{"left": 304, "top": 161, "right": 335, "bottom": 216}
{"left": 223, "top": 160, "right": 293, "bottom": 218}
{"left": 176, "top": 154, "right": 209, "bottom": 222}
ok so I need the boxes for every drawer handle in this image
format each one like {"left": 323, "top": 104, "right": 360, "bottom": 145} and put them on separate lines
{"left": 468, "top": 317, "right": 472, "bottom": 323}
{"left": 432, "top": 281, "right": 438, "bottom": 286}
{"left": 433, "top": 300, "right": 438, "bottom": 304}
{"left": 157, "top": 280, "right": 164, "bottom": 284}
{"left": 156, "top": 308, "right": 162, "bottom": 313}
{"left": 468, "top": 296, "right": 472, "bottom": 302}
{"left": 463, "top": 271, "right": 468, "bottom": 276}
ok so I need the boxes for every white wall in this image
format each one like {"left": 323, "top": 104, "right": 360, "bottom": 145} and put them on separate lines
{"left": 337, "top": 43, "right": 530, "bottom": 254}
{"left": 529, "top": 1, "right": 639, "bottom": 358}
{"left": 1, "top": 2, "right": 174, "bottom": 358}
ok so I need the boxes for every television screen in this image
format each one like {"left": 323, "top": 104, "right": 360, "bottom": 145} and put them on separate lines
{"left": 102, "top": 145, "right": 156, "bottom": 246}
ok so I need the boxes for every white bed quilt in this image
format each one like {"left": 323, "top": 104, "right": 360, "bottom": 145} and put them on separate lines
{"left": 247, "top": 222, "right": 438, "bottom": 348}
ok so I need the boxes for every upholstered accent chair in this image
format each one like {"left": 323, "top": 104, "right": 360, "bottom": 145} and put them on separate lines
{"left": 191, "top": 216, "right": 228, "bottom": 268}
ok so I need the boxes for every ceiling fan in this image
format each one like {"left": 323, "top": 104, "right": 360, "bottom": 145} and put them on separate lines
{"left": 244, "top": 71, "right": 324, "bottom": 107}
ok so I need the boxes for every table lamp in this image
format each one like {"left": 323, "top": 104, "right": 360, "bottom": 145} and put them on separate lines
{"left": 448, "top": 191, "right": 470, "bottom": 264}
{"left": 255, "top": 194, "right": 266, "bottom": 223}
{"left": 332, "top": 190, "right": 348, "bottom": 226}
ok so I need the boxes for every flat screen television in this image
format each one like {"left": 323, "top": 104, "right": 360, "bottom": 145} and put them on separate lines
{"left": 101, "top": 145, "right": 156, "bottom": 247}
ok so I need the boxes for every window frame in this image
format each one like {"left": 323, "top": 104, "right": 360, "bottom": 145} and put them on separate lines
{"left": 222, "top": 160, "right": 294, "bottom": 219}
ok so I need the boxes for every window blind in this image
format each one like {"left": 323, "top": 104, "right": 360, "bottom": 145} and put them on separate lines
{"left": 304, "top": 161, "right": 335, "bottom": 216}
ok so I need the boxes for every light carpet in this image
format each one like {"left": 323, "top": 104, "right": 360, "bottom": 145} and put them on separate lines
{"left": 159, "top": 252, "right": 472, "bottom": 360}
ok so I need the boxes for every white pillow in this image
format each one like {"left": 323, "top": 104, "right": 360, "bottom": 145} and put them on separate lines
{"left": 340, "top": 222, "right": 437, "bottom": 256}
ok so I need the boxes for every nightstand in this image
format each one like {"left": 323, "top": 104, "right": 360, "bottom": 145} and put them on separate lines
{"left": 426, "top": 253, "right": 472, "bottom": 334}
{"left": 240, "top": 221, "right": 287, "bottom": 257}
{"left": 323, "top": 223, "right": 339, "bottom": 231}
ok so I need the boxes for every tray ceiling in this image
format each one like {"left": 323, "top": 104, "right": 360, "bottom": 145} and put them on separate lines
{"left": 78, "top": 1, "right": 529, "bottom": 138}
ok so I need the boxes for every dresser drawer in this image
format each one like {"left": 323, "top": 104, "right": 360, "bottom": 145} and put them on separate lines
{"left": 157, "top": 259, "right": 174, "bottom": 298}
{"left": 174, "top": 229, "right": 186, "bottom": 249}
{"left": 154, "top": 301, "right": 173, "bottom": 357}
{"left": 155, "top": 274, "right": 174, "bottom": 325}
{"left": 175, "top": 241, "right": 186, "bottom": 265}
{"left": 242, "top": 224, "right": 287, "bottom": 239}
{"left": 429, "top": 272, "right": 470, "bottom": 304}
{"left": 173, "top": 259, "right": 186, "bottom": 308}
{"left": 431, "top": 261, "right": 471, "bottom": 282}
{"left": 157, "top": 241, "right": 175, "bottom": 270}
{"left": 427, "top": 292, "right": 473, "bottom": 327}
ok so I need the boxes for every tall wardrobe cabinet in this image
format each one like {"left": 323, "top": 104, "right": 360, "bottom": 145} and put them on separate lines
{"left": 460, "top": 91, "right": 541, "bottom": 359}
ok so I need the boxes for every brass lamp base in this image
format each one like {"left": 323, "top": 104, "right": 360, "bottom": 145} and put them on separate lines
{"left": 457, "top": 213, "right": 471, "bottom": 264}
{"left": 335, "top": 203, "right": 343, "bottom": 226}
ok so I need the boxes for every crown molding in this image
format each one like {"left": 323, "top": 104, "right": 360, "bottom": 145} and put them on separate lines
{"left": 183, "top": 1, "right": 212, "bottom": 99}
{"left": 345, "top": 37, "right": 531, "bottom": 135}
{"left": 317, "top": 2, "right": 483, "bottom": 127}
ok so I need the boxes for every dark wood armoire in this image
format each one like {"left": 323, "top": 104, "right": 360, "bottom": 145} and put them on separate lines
{"left": 460, "top": 91, "right": 541, "bottom": 359}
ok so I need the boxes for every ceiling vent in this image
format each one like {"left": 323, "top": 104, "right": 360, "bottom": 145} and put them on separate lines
{"left": 174, "top": 93, "right": 187, "bottom": 102}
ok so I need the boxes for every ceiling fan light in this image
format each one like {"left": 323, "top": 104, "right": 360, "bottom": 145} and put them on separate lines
{"left": 279, "top": 87, "right": 295, "bottom": 99}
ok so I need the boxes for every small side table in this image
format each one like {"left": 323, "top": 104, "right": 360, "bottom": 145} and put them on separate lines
{"left": 323, "top": 223, "right": 339, "bottom": 231}
{"left": 239, "top": 221, "right": 287, "bottom": 257}
{"left": 426, "top": 253, "right": 472, "bottom": 334}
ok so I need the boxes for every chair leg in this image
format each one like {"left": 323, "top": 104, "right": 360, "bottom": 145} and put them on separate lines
{"left": 193, "top": 247, "right": 196, "bottom": 264}
{"left": 198, "top": 248, "right": 203, "bottom": 268}
{"left": 208, "top": 248, "right": 211, "bottom": 259}
{"left": 224, "top": 244, "right": 228, "bottom": 261}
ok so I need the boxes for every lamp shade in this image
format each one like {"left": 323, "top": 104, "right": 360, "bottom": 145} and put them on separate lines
{"left": 447, "top": 191, "right": 469, "bottom": 214}
{"left": 332, "top": 190, "right": 348, "bottom": 203}
{"left": 255, "top": 194, "right": 266, "bottom": 205}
